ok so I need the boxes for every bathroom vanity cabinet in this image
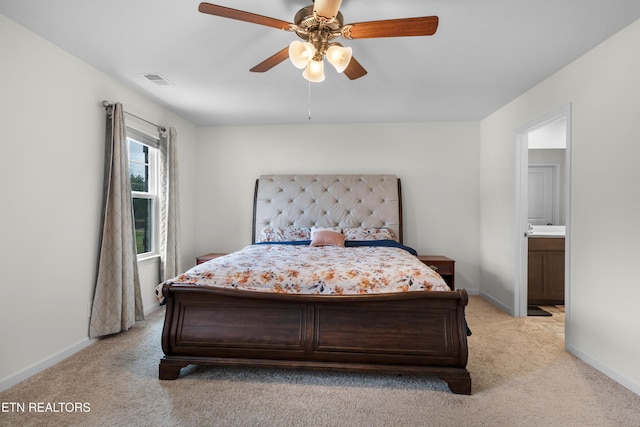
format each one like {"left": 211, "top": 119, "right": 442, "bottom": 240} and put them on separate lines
{"left": 528, "top": 237, "right": 565, "bottom": 305}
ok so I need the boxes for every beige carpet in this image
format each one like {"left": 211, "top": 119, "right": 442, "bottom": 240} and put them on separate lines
{"left": 1, "top": 296, "right": 639, "bottom": 427}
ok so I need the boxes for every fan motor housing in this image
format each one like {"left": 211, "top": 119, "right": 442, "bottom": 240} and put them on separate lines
{"left": 293, "top": 5, "right": 343, "bottom": 41}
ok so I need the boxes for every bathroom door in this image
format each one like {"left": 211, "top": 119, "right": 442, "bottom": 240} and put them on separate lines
{"left": 528, "top": 165, "right": 558, "bottom": 225}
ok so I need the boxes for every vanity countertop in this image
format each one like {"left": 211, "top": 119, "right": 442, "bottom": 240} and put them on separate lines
{"left": 528, "top": 225, "right": 565, "bottom": 238}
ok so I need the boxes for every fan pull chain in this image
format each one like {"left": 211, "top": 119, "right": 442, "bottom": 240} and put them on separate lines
{"left": 307, "top": 77, "right": 312, "bottom": 120}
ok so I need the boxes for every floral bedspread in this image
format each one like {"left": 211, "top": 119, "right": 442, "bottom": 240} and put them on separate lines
{"left": 156, "top": 243, "right": 450, "bottom": 303}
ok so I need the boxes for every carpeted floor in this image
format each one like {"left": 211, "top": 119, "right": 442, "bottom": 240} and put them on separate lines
{"left": 1, "top": 296, "right": 639, "bottom": 426}
{"left": 528, "top": 304, "right": 566, "bottom": 338}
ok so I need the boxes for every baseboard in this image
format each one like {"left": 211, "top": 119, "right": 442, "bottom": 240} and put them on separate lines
{"left": 479, "top": 290, "right": 513, "bottom": 314}
{"left": 144, "top": 303, "right": 161, "bottom": 316}
{"left": 566, "top": 343, "right": 640, "bottom": 397}
{"left": 0, "top": 307, "right": 161, "bottom": 393}
{"left": 0, "top": 337, "right": 97, "bottom": 392}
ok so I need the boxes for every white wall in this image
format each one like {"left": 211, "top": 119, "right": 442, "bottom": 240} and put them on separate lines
{"left": 194, "top": 122, "right": 481, "bottom": 290}
{"left": 480, "top": 18, "right": 640, "bottom": 393}
{"left": 0, "top": 16, "right": 198, "bottom": 389}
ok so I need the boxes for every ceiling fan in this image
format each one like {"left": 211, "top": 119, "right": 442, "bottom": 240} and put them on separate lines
{"left": 198, "top": 0, "right": 439, "bottom": 82}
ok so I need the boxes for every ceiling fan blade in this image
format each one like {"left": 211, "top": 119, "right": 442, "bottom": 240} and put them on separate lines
{"left": 342, "top": 56, "right": 367, "bottom": 80}
{"left": 342, "top": 16, "right": 439, "bottom": 39}
{"left": 198, "top": 3, "right": 292, "bottom": 31}
{"left": 250, "top": 47, "right": 290, "bottom": 73}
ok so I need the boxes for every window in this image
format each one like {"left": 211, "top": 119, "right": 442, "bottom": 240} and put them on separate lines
{"left": 127, "top": 127, "right": 160, "bottom": 257}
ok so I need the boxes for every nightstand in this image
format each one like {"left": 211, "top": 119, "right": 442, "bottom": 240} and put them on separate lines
{"left": 417, "top": 255, "right": 455, "bottom": 290}
{"left": 196, "top": 252, "right": 227, "bottom": 265}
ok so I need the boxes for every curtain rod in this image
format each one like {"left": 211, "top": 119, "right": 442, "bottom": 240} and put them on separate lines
{"left": 101, "top": 100, "right": 167, "bottom": 133}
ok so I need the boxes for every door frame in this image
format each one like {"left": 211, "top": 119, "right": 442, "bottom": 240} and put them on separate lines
{"left": 512, "top": 104, "right": 572, "bottom": 323}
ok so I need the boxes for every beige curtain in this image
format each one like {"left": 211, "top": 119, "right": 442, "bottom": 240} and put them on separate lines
{"left": 159, "top": 127, "right": 182, "bottom": 280}
{"left": 90, "top": 103, "right": 144, "bottom": 338}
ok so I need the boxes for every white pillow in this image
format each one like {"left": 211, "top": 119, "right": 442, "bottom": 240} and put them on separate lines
{"left": 310, "top": 226, "right": 342, "bottom": 239}
{"left": 259, "top": 226, "right": 310, "bottom": 242}
{"left": 343, "top": 227, "right": 397, "bottom": 241}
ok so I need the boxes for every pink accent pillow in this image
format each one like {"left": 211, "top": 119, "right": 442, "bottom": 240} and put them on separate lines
{"left": 310, "top": 230, "right": 346, "bottom": 247}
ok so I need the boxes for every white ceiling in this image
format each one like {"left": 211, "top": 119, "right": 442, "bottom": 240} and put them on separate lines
{"left": 3, "top": 1, "right": 640, "bottom": 126}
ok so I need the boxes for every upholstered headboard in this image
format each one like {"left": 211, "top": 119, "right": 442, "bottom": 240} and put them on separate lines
{"left": 252, "top": 174, "right": 402, "bottom": 243}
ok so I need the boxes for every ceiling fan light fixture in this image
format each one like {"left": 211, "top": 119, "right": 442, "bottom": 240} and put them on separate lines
{"left": 326, "top": 45, "right": 352, "bottom": 73}
{"left": 197, "top": 2, "right": 439, "bottom": 83}
{"left": 303, "top": 59, "right": 325, "bottom": 82}
{"left": 313, "top": 0, "right": 343, "bottom": 23}
{"left": 289, "top": 40, "right": 316, "bottom": 69}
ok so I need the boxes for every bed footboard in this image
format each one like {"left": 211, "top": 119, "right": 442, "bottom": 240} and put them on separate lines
{"left": 159, "top": 284, "right": 471, "bottom": 394}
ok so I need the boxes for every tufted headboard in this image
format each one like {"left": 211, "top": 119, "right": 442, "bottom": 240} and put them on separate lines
{"left": 252, "top": 174, "right": 402, "bottom": 243}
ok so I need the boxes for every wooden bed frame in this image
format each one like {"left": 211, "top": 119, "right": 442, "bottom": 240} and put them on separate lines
{"left": 159, "top": 175, "right": 471, "bottom": 394}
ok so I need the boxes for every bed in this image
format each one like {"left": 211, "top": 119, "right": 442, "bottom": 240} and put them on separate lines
{"left": 159, "top": 174, "right": 471, "bottom": 394}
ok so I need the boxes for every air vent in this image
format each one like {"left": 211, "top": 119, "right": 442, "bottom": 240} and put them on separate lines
{"left": 142, "top": 73, "right": 174, "bottom": 86}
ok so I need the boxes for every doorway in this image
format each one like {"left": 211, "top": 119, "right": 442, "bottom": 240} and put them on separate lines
{"left": 513, "top": 105, "right": 571, "bottom": 330}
